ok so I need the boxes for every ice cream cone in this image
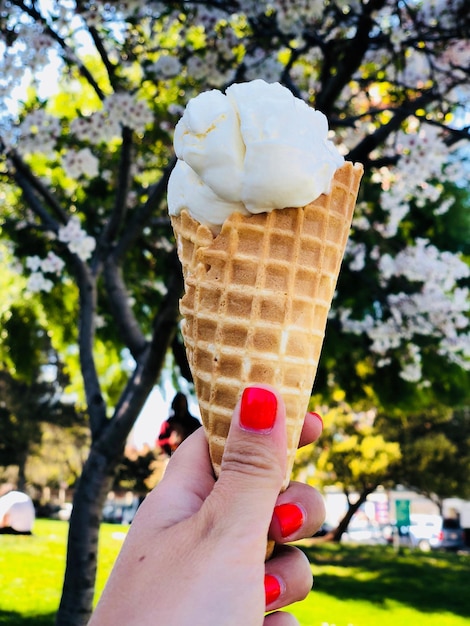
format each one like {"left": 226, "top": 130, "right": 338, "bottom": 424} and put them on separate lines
{"left": 171, "top": 161, "right": 363, "bottom": 492}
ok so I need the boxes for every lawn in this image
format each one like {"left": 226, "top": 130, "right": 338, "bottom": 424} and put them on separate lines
{"left": 0, "top": 519, "right": 126, "bottom": 626}
{"left": 1, "top": 520, "right": 469, "bottom": 626}
{"left": 292, "top": 541, "right": 470, "bottom": 626}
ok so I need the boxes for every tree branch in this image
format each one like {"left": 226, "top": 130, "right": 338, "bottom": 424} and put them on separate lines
{"left": 87, "top": 25, "right": 119, "bottom": 92}
{"left": 75, "top": 262, "right": 108, "bottom": 440}
{"left": 103, "top": 258, "right": 148, "bottom": 360}
{"left": 172, "top": 334, "right": 192, "bottom": 382}
{"left": 347, "top": 91, "right": 439, "bottom": 165}
{"left": 99, "top": 135, "right": 165, "bottom": 360}
{"left": 94, "top": 127, "right": 134, "bottom": 265}
{"left": 316, "top": 1, "right": 388, "bottom": 115}
{"left": 8, "top": 149, "right": 68, "bottom": 224}
{"left": 96, "top": 249, "right": 184, "bottom": 456}
{"left": 12, "top": 169, "right": 60, "bottom": 232}
{"left": 113, "top": 156, "right": 176, "bottom": 260}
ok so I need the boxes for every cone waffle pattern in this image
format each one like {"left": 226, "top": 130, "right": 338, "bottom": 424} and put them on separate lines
{"left": 171, "top": 161, "right": 363, "bottom": 490}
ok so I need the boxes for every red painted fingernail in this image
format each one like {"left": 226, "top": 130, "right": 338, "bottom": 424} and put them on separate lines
{"left": 264, "top": 574, "right": 281, "bottom": 606}
{"left": 308, "top": 411, "right": 323, "bottom": 428}
{"left": 274, "top": 503, "right": 305, "bottom": 538}
{"left": 240, "top": 387, "right": 277, "bottom": 432}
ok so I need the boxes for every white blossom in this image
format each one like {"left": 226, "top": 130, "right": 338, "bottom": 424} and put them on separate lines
{"left": 104, "top": 93, "right": 154, "bottom": 134}
{"left": 95, "top": 314, "right": 106, "bottom": 329}
{"left": 437, "top": 39, "right": 470, "bottom": 80}
{"left": 150, "top": 55, "right": 182, "bottom": 78}
{"left": 17, "top": 109, "right": 61, "bottom": 157}
{"left": 58, "top": 217, "right": 96, "bottom": 261}
{"left": 63, "top": 148, "right": 99, "bottom": 179}
{"left": 58, "top": 217, "right": 85, "bottom": 244}
{"left": 379, "top": 239, "right": 470, "bottom": 291}
{"left": 398, "top": 50, "right": 431, "bottom": 87}
{"left": 352, "top": 215, "right": 371, "bottom": 231}
{"left": 273, "top": 0, "right": 324, "bottom": 35}
{"left": 27, "top": 272, "right": 54, "bottom": 293}
{"left": 417, "top": 0, "right": 465, "bottom": 29}
{"left": 69, "top": 93, "right": 153, "bottom": 144}
{"left": 186, "top": 56, "right": 208, "bottom": 81}
{"left": 374, "top": 125, "right": 457, "bottom": 238}
{"left": 26, "top": 255, "right": 43, "bottom": 272}
{"left": 41, "top": 251, "right": 65, "bottom": 275}
{"left": 338, "top": 237, "right": 470, "bottom": 379}
{"left": 70, "top": 111, "right": 121, "bottom": 145}
{"left": 245, "top": 55, "right": 284, "bottom": 83}
{"left": 186, "top": 51, "right": 236, "bottom": 86}
{"left": 346, "top": 241, "right": 367, "bottom": 272}
{"left": 168, "top": 104, "right": 184, "bottom": 117}
{"left": 399, "top": 344, "right": 423, "bottom": 383}
{"left": 68, "top": 236, "right": 96, "bottom": 261}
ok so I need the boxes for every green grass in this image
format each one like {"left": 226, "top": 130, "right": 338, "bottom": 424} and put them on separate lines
{"left": 291, "top": 541, "right": 470, "bottom": 626}
{"left": 1, "top": 520, "right": 469, "bottom": 625}
{"left": 0, "top": 519, "right": 126, "bottom": 625}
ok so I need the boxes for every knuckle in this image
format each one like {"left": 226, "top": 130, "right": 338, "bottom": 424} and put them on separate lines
{"left": 221, "top": 439, "right": 283, "bottom": 485}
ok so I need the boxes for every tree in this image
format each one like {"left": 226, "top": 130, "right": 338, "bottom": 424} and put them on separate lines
{"left": 1, "top": 1, "right": 469, "bottom": 623}
{"left": 26, "top": 422, "right": 90, "bottom": 494}
{"left": 380, "top": 405, "right": 470, "bottom": 510}
{"left": 296, "top": 394, "right": 470, "bottom": 541}
{"left": 0, "top": 367, "right": 83, "bottom": 486}
{"left": 296, "top": 398, "right": 401, "bottom": 541}
{"left": 112, "top": 445, "right": 162, "bottom": 494}
{"left": 0, "top": 253, "right": 85, "bottom": 489}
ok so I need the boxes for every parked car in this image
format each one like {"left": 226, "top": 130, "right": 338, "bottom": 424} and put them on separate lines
{"left": 341, "top": 515, "right": 387, "bottom": 545}
{"left": 390, "top": 514, "right": 465, "bottom": 552}
{"left": 102, "top": 498, "right": 140, "bottom": 524}
{"left": 36, "top": 501, "right": 72, "bottom": 521}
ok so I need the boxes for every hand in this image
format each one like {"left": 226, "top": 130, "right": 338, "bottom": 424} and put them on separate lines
{"left": 168, "top": 429, "right": 183, "bottom": 448}
{"left": 90, "top": 385, "right": 325, "bottom": 626}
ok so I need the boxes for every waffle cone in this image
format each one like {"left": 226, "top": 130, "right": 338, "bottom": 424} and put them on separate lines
{"left": 171, "top": 161, "right": 363, "bottom": 492}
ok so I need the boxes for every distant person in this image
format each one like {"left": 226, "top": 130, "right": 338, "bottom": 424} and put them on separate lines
{"left": 158, "top": 392, "right": 201, "bottom": 456}
{"left": 0, "top": 486, "right": 35, "bottom": 535}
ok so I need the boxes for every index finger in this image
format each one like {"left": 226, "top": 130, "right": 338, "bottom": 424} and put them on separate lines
{"left": 298, "top": 411, "right": 323, "bottom": 448}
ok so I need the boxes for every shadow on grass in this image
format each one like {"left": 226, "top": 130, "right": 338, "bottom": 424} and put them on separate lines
{"left": 301, "top": 543, "right": 470, "bottom": 618}
{"left": 0, "top": 610, "right": 55, "bottom": 626}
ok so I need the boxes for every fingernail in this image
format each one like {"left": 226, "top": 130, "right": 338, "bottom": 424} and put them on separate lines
{"left": 264, "top": 574, "right": 281, "bottom": 606}
{"left": 240, "top": 387, "right": 277, "bottom": 433}
{"left": 273, "top": 502, "right": 305, "bottom": 538}
{"left": 308, "top": 411, "right": 323, "bottom": 428}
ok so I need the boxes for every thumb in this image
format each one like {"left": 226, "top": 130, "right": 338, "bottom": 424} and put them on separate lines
{"left": 204, "top": 385, "right": 287, "bottom": 545}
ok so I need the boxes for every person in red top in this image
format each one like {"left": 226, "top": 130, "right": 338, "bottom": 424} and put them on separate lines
{"left": 158, "top": 392, "right": 202, "bottom": 456}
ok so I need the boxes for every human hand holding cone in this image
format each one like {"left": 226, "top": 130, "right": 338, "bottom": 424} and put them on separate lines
{"left": 171, "top": 161, "right": 363, "bottom": 488}
{"left": 168, "top": 80, "right": 363, "bottom": 557}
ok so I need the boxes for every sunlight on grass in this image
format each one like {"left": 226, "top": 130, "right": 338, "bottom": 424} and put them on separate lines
{"left": 0, "top": 521, "right": 68, "bottom": 616}
{"left": 291, "top": 542, "right": 470, "bottom": 626}
{"left": 0, "top": 519, "right": 126, "bottom": 625}
{"left": 293, "top": 593, "right": 470, "bottom": 626}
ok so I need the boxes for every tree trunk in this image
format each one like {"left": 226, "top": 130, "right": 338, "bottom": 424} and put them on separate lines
{"left": 55, "top": 253, "right": 183, "bottom": 625}
{"left": 56, "top": 447, "right": 118, "bottom": 626}
{"left": 17, "top": 449, "right": 28, "bottom": 492}
{"left": 331, "top": 486, "right": 377, "bottom": 543}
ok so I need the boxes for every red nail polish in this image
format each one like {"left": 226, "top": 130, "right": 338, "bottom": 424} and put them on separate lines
{"left": 274, "top": 503, "right": 304, "bottom": 538}
{"left": 308, "top": 411, "right": 323, "bottom": 428}
{"left": 240, "top": 387, "right": 277, "bottom": 432}
{"left": 264, "top": 574, "right": 281, "bottom": 606}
